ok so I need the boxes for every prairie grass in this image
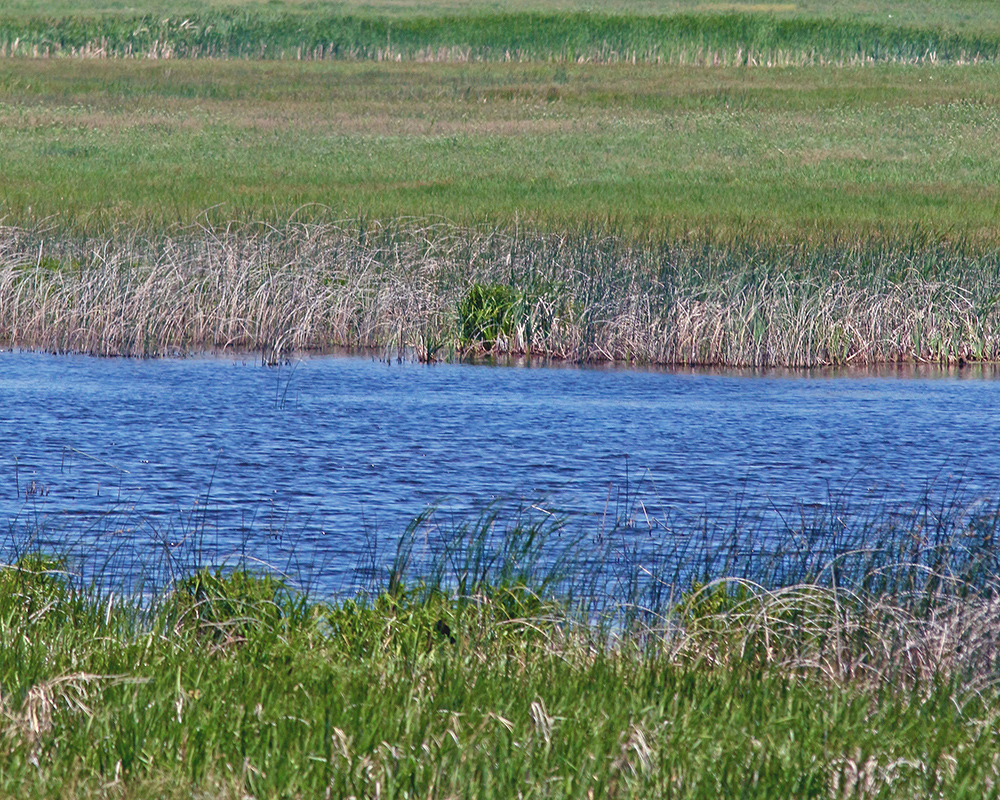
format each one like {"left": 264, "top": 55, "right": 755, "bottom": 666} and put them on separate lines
{"left": 5, "top": 490, "right": 1000, "bottom": 798}
{"left": 0, "top": 0, "right": 993, "bottom": 37}
{"left": 3, "top": 58, "right": 1000, "bottom": 240}
{"left": 0, "top": 0, "right": 994, "bottom": 34}
{"left": 3, "top": 220, "right": 999, "bottom": 366}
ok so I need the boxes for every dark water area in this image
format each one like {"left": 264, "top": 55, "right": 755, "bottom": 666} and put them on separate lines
{"left": 2, "top": 351, "right": 1000, "bottom": 598}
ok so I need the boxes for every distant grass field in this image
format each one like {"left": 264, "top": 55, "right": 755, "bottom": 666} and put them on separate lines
{"left": 0, "top": 0, "right": 995, "bottom": 35}
{"left": 2, "top": 59, "right": 999, "bottom": 240}
{"left": 1, "top": 0, "right": 999, "bottom": 65}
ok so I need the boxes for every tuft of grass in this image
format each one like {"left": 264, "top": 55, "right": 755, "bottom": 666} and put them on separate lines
{"left": 163, "top": 566, "right": 312, "bottom": 646}
{"left": 457, "top": 282, "right": 518, "bottom": 352}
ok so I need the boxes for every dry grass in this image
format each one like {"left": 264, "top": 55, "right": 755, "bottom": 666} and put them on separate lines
{"left": 2, "top": 220, "right": 998, "bottom": 366}
{"left": 661, "top": 578, "right": 1000, "bottom": 697}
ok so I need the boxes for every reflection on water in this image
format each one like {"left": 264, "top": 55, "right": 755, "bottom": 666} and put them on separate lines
{"left": 2, "top": 351, "right": 1000, "bottom": 596}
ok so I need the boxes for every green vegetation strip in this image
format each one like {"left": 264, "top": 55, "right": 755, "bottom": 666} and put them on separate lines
{"left": 1, "top": 10, "right": 998, "bottom": 64}
{"left": 5, "top": 496, "right": 1000, "bottom": 799}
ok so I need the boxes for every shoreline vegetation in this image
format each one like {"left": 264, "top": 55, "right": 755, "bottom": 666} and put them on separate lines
{"left": 3, "top": 220, "right": 1000, "bottom": 366}
{"left": 5, "top": 490, "right": 1000, "bottom": 797}
{"left": 2, "top": 6, "right": 1000, "bottom": 369}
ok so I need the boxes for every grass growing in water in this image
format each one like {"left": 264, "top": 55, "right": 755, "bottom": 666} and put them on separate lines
{"left": 5, "top": 490, "right": 1000, "bottom": 798}
{"left": 3, "top": 220, "right": 1000, "bottom": 366}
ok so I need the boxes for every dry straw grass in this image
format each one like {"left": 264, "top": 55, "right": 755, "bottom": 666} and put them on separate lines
{"left": 2, "top": 219, "right": 998, "bottom": 366}
{"left": 660, "top": 578, "right": 1000, "bottom": 695}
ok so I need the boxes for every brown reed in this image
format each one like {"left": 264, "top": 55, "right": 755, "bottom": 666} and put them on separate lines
{"left": 2, "top": 220, "right": 998, "bottom": 367}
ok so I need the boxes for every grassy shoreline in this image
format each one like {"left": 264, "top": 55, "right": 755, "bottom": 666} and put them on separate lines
{"left": 5, "top": 490, "right": 1000, "bottom": 798}
{"left": 3, "top": 220, "right": 1000, "bottom": 367}
{"left": 2, "top": 4, "right": 999, "bottom": 369}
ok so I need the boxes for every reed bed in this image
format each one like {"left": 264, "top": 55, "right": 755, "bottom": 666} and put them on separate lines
{"left": 1, "top": 11, "right": 998, "bottom": 65}
{"left": 3, "top": 220, "right": 1000, "bottom": 367}
{"left": 5, "top": 486, "right": 1000, "bottom": 797}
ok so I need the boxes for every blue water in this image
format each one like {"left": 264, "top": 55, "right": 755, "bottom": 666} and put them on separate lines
{"left": 2, "top": 351, "right": 999, "bottom": 596}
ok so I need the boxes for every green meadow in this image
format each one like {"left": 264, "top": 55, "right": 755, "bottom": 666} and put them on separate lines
{"left": 1, "top": 0, "right": 998, "bottom": 239}
{"left": 2, "top": 58, "right": 1000, "bottom": 240}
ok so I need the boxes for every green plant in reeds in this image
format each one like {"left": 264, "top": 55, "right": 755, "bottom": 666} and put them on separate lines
{"left": 457, "top": 281, "right": 518, "bottom": 351}
{"left": 0, "top": 553, "right": 74, "bottom": 624}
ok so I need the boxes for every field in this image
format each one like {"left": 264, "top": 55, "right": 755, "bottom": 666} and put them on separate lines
{"left": 3, "top": 59, "right": 1000, "bottom": 240}
{"left": 2, "top": 2, "right": 1000, "bottom": 366}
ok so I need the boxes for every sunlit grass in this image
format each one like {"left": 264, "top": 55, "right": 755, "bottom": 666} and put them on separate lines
{"left": 5, "top": 491, "right": 1000, "bottom": 798}
{"left": 2, "top": 59, "right": 999, "bottom": 240}
{"left": 0, "top": 7, "right": 998, "bottom": 63}
{"left": 0, "top": 0, "right": 993, "bottom": 36}
{"left": 0, "top": 0, "right": 994, "bottom": 32}
{"left": 1, "top": 3, "right": 998, "bottom": 367}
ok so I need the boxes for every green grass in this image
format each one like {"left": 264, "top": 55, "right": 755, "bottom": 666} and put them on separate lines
{"left": 6, "top": 493, "right": 1000, "bottom": 798}
{"left": 0, "top": 0, "right": 997, "bottom": 36}
{"left": 2, "top": 59, "right": 999, "bottom": 241}
{"left": 1, "top": 9, "right": 999, "bottom": 62}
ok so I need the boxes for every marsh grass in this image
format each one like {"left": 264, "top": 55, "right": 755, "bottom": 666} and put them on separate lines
{"left": 1, "top": 10, "right": 999, "bottom": 65}
{"left": 5, "top": 488, "right": 1000, "bottom": 797}
{"left": 3, "top": 220, "right": 1000, "bottom": 367}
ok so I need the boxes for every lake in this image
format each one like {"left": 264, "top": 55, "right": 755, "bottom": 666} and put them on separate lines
{"left": 2, "top": 351, "right": 999, "bottom": 597}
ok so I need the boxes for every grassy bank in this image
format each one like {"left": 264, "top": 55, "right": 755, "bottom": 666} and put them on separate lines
{"left": 5, "top": 492, "right": 1000, "bottom": 798}
{"left": 3, "top": 221, "right": 999, "bottom": 366}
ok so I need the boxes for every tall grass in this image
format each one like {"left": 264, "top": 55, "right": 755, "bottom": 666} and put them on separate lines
{"left": 3, "top": 220, "right": 1000, "bottom": 366}
{"left": 5, "top": 486, "right": 1000, "bottom": 797}
{"left": 1, "top": 11, "right": 998, "bottom": 64}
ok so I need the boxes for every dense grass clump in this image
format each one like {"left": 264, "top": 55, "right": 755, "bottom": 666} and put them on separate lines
{"left": 5, "top": 492, "right": 1000, "bottom": 798}
{"left": 3, "top": 220, "right": 1000, "bottom": 366}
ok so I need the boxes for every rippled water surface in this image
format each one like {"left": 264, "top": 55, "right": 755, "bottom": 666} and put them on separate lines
{"left": 3, "top": 352, "right": 1000, "bottom": 595}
